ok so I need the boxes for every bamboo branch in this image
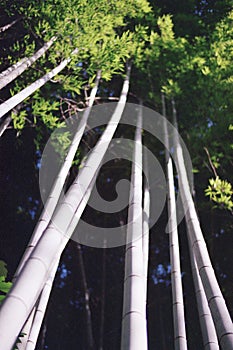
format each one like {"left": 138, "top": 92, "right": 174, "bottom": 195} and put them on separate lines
{"left": 0, "top": 17, "right": 22, "bottom": 33}
{"left": 204, "top": 147, "right": 218, "bottom": 178}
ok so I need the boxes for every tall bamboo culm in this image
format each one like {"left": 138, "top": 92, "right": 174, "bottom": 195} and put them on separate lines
{"left": 121, "top": 102, "right": 148, "bottom": 350}
{"left": 186, "top": 222, "right": 219, "bottom": 350}
{"left": 162, "top": 94, "right": 187, "bottom": 350}
{"left": 171, "top": 99, "right": 233, "bottom": 350}
{"left": 17, "top": 72, "right": 101, "bottom": 350}
{"left": 0, "top": 66, "right": 131, "bottom": 350}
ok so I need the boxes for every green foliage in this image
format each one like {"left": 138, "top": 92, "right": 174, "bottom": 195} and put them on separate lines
{"left": 161, "top": 79, "right": 181, "bottom": 98}
{"left": 11, "top": 110, "right": 26, "bottom": 131}
{"left": 0, "top": 261, "right": 25, "bottom": 348}
{"left": 0, "top": 261, "right": 8, "bottom": 278}
{"left": 0, "top": 261, "right": 12, "bottom": 304}
{"left": 1, "top": 0, "right": 153, "bottom": 140}
{"left": 205, "top": 177, "right": 233, "bottom": 212}
{"left": 50, "top": 129, "right": 72, "bottom": 157}
{"left": 32, "top": 96, "right": 60, "bottom": 130}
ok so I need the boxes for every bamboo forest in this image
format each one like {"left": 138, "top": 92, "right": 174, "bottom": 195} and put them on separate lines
{"left": 0, "top": 0, "right": 233, "bottom": 349}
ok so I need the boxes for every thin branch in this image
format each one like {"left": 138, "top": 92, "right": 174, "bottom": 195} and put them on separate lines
{"left": 0, "top": 17, "right": 22, "bottom": 33}
{"left": 0, "top": 116, "right": 12, "bottom": 137}
{"left": 204, "top": 147, "right": 218, "bottom": 178}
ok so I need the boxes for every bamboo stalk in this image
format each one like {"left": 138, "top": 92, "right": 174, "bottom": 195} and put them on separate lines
{"left": 16, "top": 308, "right": 36, "bottom": 350}
{"left": 25, "top": 261, "right": 58, "bottom": 350}
{"left": 0, "top": 47, "right": 78, "bottom": 119}
{"left": 121, "top": 101, "right": 148, "bottom": 350}
{"left": 0, "top": 58, "right": 28, "bottom": 78}
{"left": 0, "top": 116, "right": 12, "bottom": 137}
{"left": 171, "top": 98, "right": 233, "bottom": 350}
{"left": 14, "top": 70, "right": 101, "bottom": 280}
{"left": 99, "top": 240, "right": 106, "bottom": 350}
{"left": 0, "top": 66, "right": 131, "bottom": 350}
{"left": 186, "top": 223, "right": 219, "bottom": 350}
{"left": 17, "top": 72, "right": 101, "bottom": 349}
{"left": 162, "top": 93, "right": 187, "bottom": 350}
{"left": 141, "top": 102, "right": 150, "bottom": 313}
{"left": 142, "top": 156, "right": 150, "bottom": 309}
{"left": 0, "top": 37, "right": 56, "bottom": 90}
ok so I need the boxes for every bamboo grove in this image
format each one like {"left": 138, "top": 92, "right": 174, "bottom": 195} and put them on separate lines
{"left": 0, "top": 1, "right": 233, "bottom": 349}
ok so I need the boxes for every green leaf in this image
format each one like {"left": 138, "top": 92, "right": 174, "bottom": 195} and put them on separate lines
{"left": 0, "top": 276, "right": 12, "bottom": 294}
{"left": 0, "top": 261, "right": 7, "bottom": 278}
{"left": 0, "top": 295, "right": 6, "bottom": 303}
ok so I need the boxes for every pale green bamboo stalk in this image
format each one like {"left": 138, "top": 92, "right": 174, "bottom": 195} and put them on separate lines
{"left": 99, "top": 239, "right": 107, "bottom": 350}
{"left": 14, "top": 70, "right": 101, "bottom": 281}
{"left": 0, "top": 58, "right": 28, "bottom": 78}
{"left": 16, "top": 72, "right": 101, "bottom": 349}
{"left": 24, "top": 172, "right": 97, "bottom": 350}
{"left": 142, "top": 160, "right": 150, "bottom": 308}
{"left": 171, "top": 99, "right": 233, "bottom": 349}
{"left": 186, "top": 222, "right": 219, "bottom": 350}
{"left": 17, "top": 308, "right": 36, "bottom": 350}
{"left": 0, "top": 66, "right": 131, "bottom": 350}
{"left": 121, "top": 103, "right": 148, "bottom": 350}
{"left": 141, "top": 102, "right": 150, "bottom": 311}
{"left": 0, "top": 37, "right": 56, "bottom": 90}
{"left": 162, "top": 93, "right": 187, "bottom": 350}
{"left": 25, "top": 261, "right": 58, "bottom": 350}
{"left": 0, "top": 47, "right": 78, "bottom": 119}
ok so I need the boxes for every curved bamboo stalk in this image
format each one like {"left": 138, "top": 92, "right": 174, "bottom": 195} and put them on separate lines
{"left": 186, "top": 224, "right": 219, "bottom": 350}
{"left": 24, "top": 261, "right": 58, "bottom": 350}
{"left": 16, "top": 308, "right": 36, "bottom": 350}
{"left": 0, "top": 47, "right": 78, "bottom": 119}
{"left": 14, "top": 70, "right": 101, "bottom": 281}
{"left": 0, "top": 66, "right": 131, "bottom": 350}
{"left": 24, "top": 164, "right": 98, "bottom": 350}
{"left": 162, "top": 93, "right": 187, "bottom": 350}
{"left": 0, "top": 37, "right": 56, "bottom": 90}
{"left": 16, "top": 72, "right": 101, "bottom": 349}
{"left": 171, "top": 99, "right": 233, "bottom": 350}
{"left": 121, "top": 102, "right": 148, "bottom": 350}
